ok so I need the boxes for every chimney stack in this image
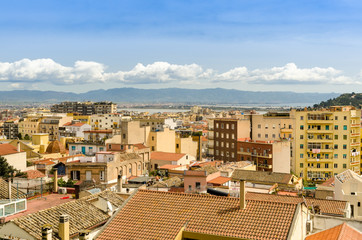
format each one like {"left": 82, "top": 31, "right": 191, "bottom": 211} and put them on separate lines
{"left": 53, "top": 168, "right": 58, "bottom": 193}
{"left": 240, "top": 180, "right": 246, "bottom": 209}
{"left": 41, "top": 224, "right": 52, "bottom": 240}
{"left": 117, "top": 174, "right": 122, "bottom": 192}
{"left": 59, "top": 214, "right": 69, "bottom": 240}
{"left": 17, "top": 141, "right": 20, "bottom": 152}
{"left": 8, "top": 179, "right": 12, "bottom": 200}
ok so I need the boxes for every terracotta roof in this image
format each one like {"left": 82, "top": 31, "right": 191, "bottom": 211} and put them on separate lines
{"left": 10, "top": 190, "right": 123, "bottom": 240}
{"left": 246, "top": 192, "right": 347, "bottom": 217}
{"left": 84, "top": 130, "right": 112, "bottom": 133}
{"left": 306, "top": 223, "right": 362, "bottom": 240}
{"left": 133, "top": 143, "right": 149, "bottom": 149}
{"left": 33, "top": 159, "right": 56, "bottom": 166}
{"left": 151, "top": 177, "right": 183, "bottom": 188}
{"left": 232, "top": 169, "right": 294, "bottom": 185}
{"left": 45, "top": 140, "right": 66, "bottom": 154}
{"left": 96, "top": 190, "right": 299, "bottom": 240}
{"left": 320, "top": 177, "right": 335, "bottom": 187}
{"left": 23, "top": 170, "right": 46, "bottom": 179}
{"left": 159, "top": 164, "right": 181, "bottom": 170}
{"left": 151, "top": 151, "right": 186, "bottom": 161}
{"left": 0, "top": 178, "right": 27, "bottom": 199}
{"left": 336, "top": 169, "right": 362, "bottom": 184}
{"left": 207, "top": 176, "right": 231, "bottom": 185}
{"left": 0, "top": 144, "right": 22, "bottom": 156}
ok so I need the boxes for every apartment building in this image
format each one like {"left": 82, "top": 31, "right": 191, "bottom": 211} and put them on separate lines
{"left": 90, "top": 113, "right": 121, "bottom": 130}
{"left": 39, "top": 114, "right": 73, "bottom": 141}
{"left": 293, "top": 106, "right": 361, "bottom": 182}
{"left": 139, "top": 118, "right": 165, "bottom": 131}
{"left": 18, "top": 115, "right": 42, "bottom": 138}
{"left": 51, "top": 101, "right": 117, "bottom": 115}
{"left": 212, "top": 118, "right": 251, "bottom": 162}
{"left": 2, "top": 120, "right": 18, "bottom": 139}
{"left": 237, "top": 139, "right": 290, "bottom": 173}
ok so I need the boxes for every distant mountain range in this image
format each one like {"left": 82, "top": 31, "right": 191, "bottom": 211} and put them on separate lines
{"left": 0, "top": 88, "right": 340, "bottom": 105}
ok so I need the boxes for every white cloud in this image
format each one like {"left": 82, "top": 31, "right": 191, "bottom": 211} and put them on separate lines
{"left": 0, "top": 58, "right": 359, "bottom": 86}
{"left": 9, "top": 83, "right": 21, "bottom": 88}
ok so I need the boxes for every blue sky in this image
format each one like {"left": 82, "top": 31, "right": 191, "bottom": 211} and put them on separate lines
{"left": 1, "top": 0, "right": 362, "bottom": 93}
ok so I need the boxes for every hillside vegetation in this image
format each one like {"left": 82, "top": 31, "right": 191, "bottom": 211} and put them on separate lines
{"left": 313, "top": 92, "right": 362, "bottom": 108}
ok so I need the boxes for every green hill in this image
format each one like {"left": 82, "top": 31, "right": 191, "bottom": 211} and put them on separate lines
{"left": 313, "top": 92, "right": 362, "bottom": 108}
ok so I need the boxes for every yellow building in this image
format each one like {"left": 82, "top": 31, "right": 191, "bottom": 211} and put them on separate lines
{"left": 18, "top": 115, "right": 42, "bottom": 138}
{"left": 293, "top": 106, "right": 361, "bottom": 182}
{"left": 67, "top": 113, "right": 91, "bottom": 125}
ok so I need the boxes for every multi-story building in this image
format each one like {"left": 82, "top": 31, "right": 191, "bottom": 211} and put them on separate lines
{"left": 90, "top": 113, "right": 121, "bottom": 130}
{"left": 2, "top": 120, "right": 18, "bottom": 139}
{"left": 18, "top": 115, "right": 42, "bottom": 138}
{"left": 213, "top": 118, "right": 251, "bottom": 162}
{"left": 51, "top": 101, "right": 117, "bottom": 115}
{"left": 39, "top": 114, "right": 73, "bottom": 141}
{"left": 237, "top": 139, "right": 290, "bottom": 173}
{"left": 139, "top": 118, "right": 165, "bottom": 131}
{"left": 293, "top": 106, "right": 361, "bottom": 182}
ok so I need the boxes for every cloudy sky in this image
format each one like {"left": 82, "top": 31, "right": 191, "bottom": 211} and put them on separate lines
{"left": 1, "top": 0, "right": 362, "bottom": 93}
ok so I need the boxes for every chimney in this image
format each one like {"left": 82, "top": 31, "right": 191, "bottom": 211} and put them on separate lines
{"left": 41, "top": 224, "right": 52, "bottom": 240}
{"left": 8, "top": 179, "right": 12, "bottom": 200}
{"left": 17, "top": 141, "right": 21, "bottom": 152}
{"left": 240, "top": 180, "right": 246, "bottom": 209}
{"left": 117, "top": 174, "right": 122, "bottom": 192}
{"left": 79, "top": 230, "right": 91, "bottom": 240}
{"left": 59, "top": 214, "right": 69, "bottom": 240}
{"left": 53, "top": 168, "right": 58, "bottom": 193}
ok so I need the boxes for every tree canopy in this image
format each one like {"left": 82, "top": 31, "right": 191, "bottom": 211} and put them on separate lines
{"left": 0, "top": 156, "right": 18, "bottom": 179}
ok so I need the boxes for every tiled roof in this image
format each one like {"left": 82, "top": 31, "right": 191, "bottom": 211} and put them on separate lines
{"left": 133, "top": 143, "right": 149, "bottom": 149}
{"left": 0, "top": 178, "right": 27, "bottom": 199}
{"left": 0, "top": 144, "right": 22, "bottom": 156}
{"left": 158, "top": 164, "right": 181, "bottom": 170}
{"left": 151, "top": 177, "right": 183, "bottom": 188}
{"left": 33, "top": 159, "right": 56, "bottom": 165}
{"left": 207, "top": 176, "right": 231, "bottom": 185}
{"left": 82, "top": 190, "right": 125, "bottom": 208}
{"left": 11, "top": 190, "right": 123, "bottom": 240}
{"left": 306, "top": 223, "right": 362, "bottom": 240}
{"left": 45, "top": 140, "right": 66, "bottom": 154}
{"left": 336, "top": 169, "right": 362, "bottom": 183}
{"left": 246, "top": 192, "right": 347, "bottom": 216}
{"left": 151, "top": 151, "right": 185, "bottom": 161}
{"left": 320, "top": 177, "right": 335, "bottom": 187}
{"left": 96, "top": 189, "right": 299, "bottom": 240}
{"left": 232, "top": 169, "right": 293, "bottom": 185}
{"left": 23, "top": 170, "right": 46, "bottom": 179}
{"left": 84, "top": 130, "right": 113, "bottom": 133}
{"left": 219, "top": 161, "right": 253, "bottom": 172}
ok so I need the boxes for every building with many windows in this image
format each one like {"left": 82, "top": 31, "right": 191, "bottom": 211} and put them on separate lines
{"left": 293, "top": 106, "right": 361, "bottom": 182}
{"left": 51, "top": 101, "right": 117, "bottom": 115}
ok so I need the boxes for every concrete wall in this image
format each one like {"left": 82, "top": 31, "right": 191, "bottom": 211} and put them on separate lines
{"left": 312, "top": 214, "right": 362, "bottom": 232}
{"left": 3, "top": 152, "right": 27, "bottom": 172}
{"left": 287, "top": 204, "right": 308, "bottom": 240}
{"left": 335, "top": 177, "right": 362, "bottom": 220}
{"left": 272, "top": 141, "right": 291, "bottom": 173}
{"left": 148, "top": 128, "right": 176, "bottom": 152}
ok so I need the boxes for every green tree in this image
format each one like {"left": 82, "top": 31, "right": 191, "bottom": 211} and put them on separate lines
{"left": 0, "top": 156, "right": 18, "bottom": 179}
{"left": 24, "top": 134, "right": 30, "bottom": 140}
{"left": 17, "top": 133, "right": 23, "bottom": 140}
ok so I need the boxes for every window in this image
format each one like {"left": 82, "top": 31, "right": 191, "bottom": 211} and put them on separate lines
{"left": 188, "top": 185, "right": 192, "bottom": 191}
{"left": 300, "top": 154, "right": 304, "bottom": 158}
{"left": 334, "top": 135, "right": 338, "bottom": 140}
{"left": 300, "top": 163, "right": 303, "bottom": 168}
{"left": 231, "top": 152, "right": 235, "bottom": 158}
{"left": 215, "top": 141, "right": 219, "bottom": 147}
{"left": 325, "top": 163, "right": 329, "bottom": 168}
{"left": 100, "top": 171, "right": 105, "bottom": 180}
{"left": 343, "top": 164, "right": 347, "bottom": 168}
{"left": 300, "top": 144, "right": 304, "bottom": 149}
{"left": 300, "top": 125, "right": 304, "bottom": 130}
{"left": 258, "top": 124, "right": 261, "bottom": 129}
{"left": 317, "top": 163, "right": 320, "bottom": 168}
{"left": 129, "top": 168, "right": 132, "bottom": 174}
{"left": 176, "top": 143, "right": 179, "bottom": 148}
{"left": 334, "top": 163, "right": 338, "bottom": 168}
{"left": 265, "top": 124, "right": 268, "bottom": 129}
{"left": 226, "top": 133, "right": 229, "bottom": 139}
{"left": 152, "top": 146, "right": 155, "bottom": 151}
{"left": 196, "top": 182, "right": 201, "bottom": 190}
{"left": 300, "top": 135, "right": 303, "bottom": 139}
{"left": 226, "top": 124, "right": 229, "bottom": 129}
{"left": 300, "top": 116, "right": 304, "bottom": 120}
{"left": 334, "top": 154, "right": 338, "bottom": 159}
{"left": 221, "top": 142, "right": 224, "bottom": 147}
{"left": 231, "top": 124, "right": 235, "bottom": 129}
{"left": 258, "top": 133, "right": 261, "bottom": 138}
{"left": 265, "top": 134, "right": 268, "bottom": 138}
{"left": 71, "top": 146, "right": 76, "bottom": 150}
{"left": 334, "top": 125, "right": 338, "bottom": 130}
{"left": 152, "top": 136, "right": 154, "bottom": 141}
{"left": 216, "top": 123, "right": 219, "bottom": 128}
{"left": 335, "top": 116, "right": 338, "bottom": 120}
{"left": 232, "top": 134, "right": 235, "bottom": 139}
{"left": 231, "top": 143, "right": 234, "bottom": 148}
{"left": 343, "top": 125, "right": 347, "bottom": 130}
{"left": 221, "top": 123, "right": 224, "bottom": 129}
{"left": 325, "top": 125, "right": 330, "bottom": 130}
{"left": 343, "top": 154, "right": 347, "bottom": 159}
{"left": 343, "top": 144, "right": 347, "bottom": 149}
{"left": 344, "top": 116, "right": 347, "bottom": 120}
{"left": 123, "top": 134, "right": 126, "bottom": 139}
{"left": 334, "top": 144, "right": 338, "bottom": 149}
{"left": 272, "top": 124, "right": 275, "bottom": 129}
{"left": 100, "top": 147, "right": 104, "bottom": 151}
{"left": 71, "top": 171, "right": 80, "bottom": 180}
{"left": 226, "top": 142, "right": 229, "bottom": 148}
{"left": 216, "top": 132, "right": 219, "bottom": 137}
{"left": 215, "top": 150, "right": 219, "bottom": 155}
{"left": 221, "top": 133, "right": 224, "bottom": 138}
{"left": 272, "top": 134, "right": 276, "bottom": 138}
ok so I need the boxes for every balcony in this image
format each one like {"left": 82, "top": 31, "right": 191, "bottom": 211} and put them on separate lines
{"left": 351, "top": 123, "right": 360, "bottom": 127}
{"left": 306, "top": 158, "right": 333, "bottom": 163}
{"left": 307, "top": 119, "right": 333, "bottom": 124}
{"left": 350, "top": 142, "right": 360, "bottom": 147}
{"left": 280, "top": 128, "right": 293, "bottom": 133}
{"left": 307, "top": 148, "right": 333, "bottom": 153}
{"left": 307, "top": 138, "right": 333, "bottom": 143}
{"left": 258, "top": 164, "right": 272, "bottom": 169}
{"left": 238, "top": 151, "right": 251, "bottom": 155}
{"left": 350, "top": 160, "right": 360, "bottom": 165}
{"left": 307, "top": 167, "right": 333, "bottom": 172}
{"left": 307, "top": 129, "right": 333, "bottom": 134}
{"left": 350, "top": 132, "right": 360, "bottom": 137}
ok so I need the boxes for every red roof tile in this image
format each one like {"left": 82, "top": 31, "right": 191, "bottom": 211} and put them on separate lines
{"left": 246, "top": 192, "right": 347, "bottom": 216}
{"left": 84, "top": 130, "right": 112, "bottom": 133}
{"left": 159, "top": 164, "right": 181, "bottom": 170}
{"left": 306, "top": 223, "right": 361, "bottom": 240}
{"left": 96, "top": 189, "right": 299, "bottom": 240}
{"left": 23, "top": 170, "right": 46, "bottom": 179}
{"left": 0, "top": 144, "right": 22, "bottom": 156}
{"left": 320, "top": 177, "right": 335, "bottom": 187}
{"left": 133, "top": 143, "right": 149, "bottom": 149}
{"left": 207, "top": 176, "right": 231, "bottom": 185}
{"left": 151, "top": 151, "right": 185, "bottom": 161}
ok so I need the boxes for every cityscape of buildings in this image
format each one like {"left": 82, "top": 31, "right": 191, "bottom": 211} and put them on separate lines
{"left": 0, "top": 101, "right": 361, "bottom": 239}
